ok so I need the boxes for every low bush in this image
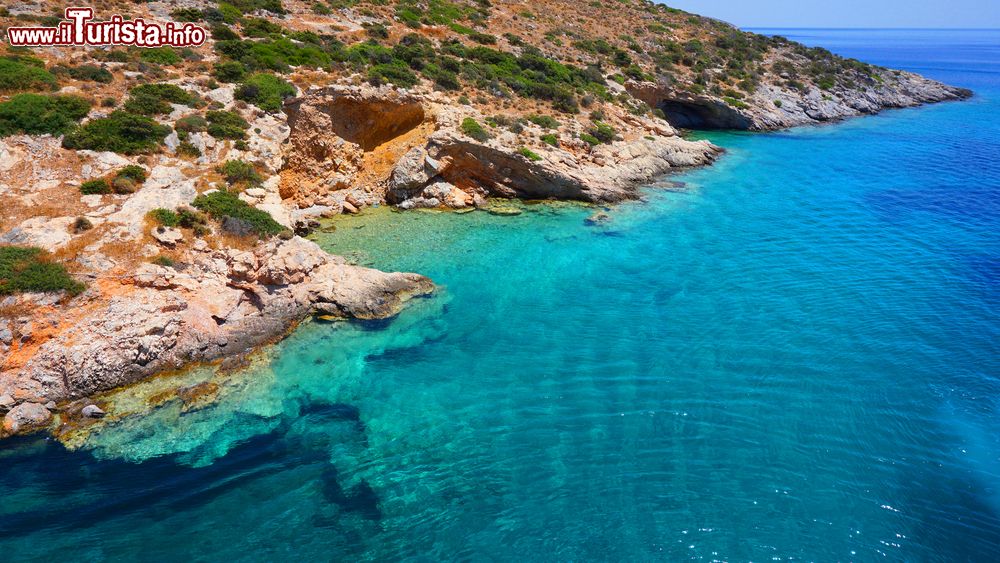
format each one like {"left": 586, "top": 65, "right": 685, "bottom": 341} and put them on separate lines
{"left": 55, "top": 64, "right": 114, "bottom": 83}
{"left": 148, "top": 208, "right": 180, "bottom": 227}
{"left": 0, "top": 93, "right": 90, "bottom": 137}
{"left": 589, "top": 121, "right": 616, "bottom": 143}
{"left": 177, "top": 141, "right": 202, "bottom": 157}
{"left": 213, "top": 60, "right": 247, "bottom": 83}
{"left": 0, "top": 56, "right": 58, "bottom": 92}
{"left": 140, "top": 46, "right": 181, "bottom": 65}
{"left": 192, "top": 190, "right": 286, "bottom": 238}
{"left": 518, "top": 147, "right": 542, "bottom": 161}
{"left": 112, "top": 176, "right": 137, "bottom": 194}
{"left": 580, "top": 132, "right": 600, "bottom": 146}
{"left": 367, "top": 63, "right": 419, "bottom": 88}
{"left": 72, "top": 216, "right": 93, "bottom": 233}
{"left": 527, "top": 114, "right": 559, "bottom": 129}
{"left": 205, "top": 110, "right": 248, "bottom": 140}
{"left": 174, "top": 114, "right": 208, "bottom": 133}
{"left": 216, "top": 159, "right": 263, "bottom": 187}
{"left": 235, "top": 73, "right": 295, "bottom": 112}
{"left": 0, "top": 246, "right": 84, "bottom": 295}
{"left": 460, "top": 117, "right": 490, "bottom": 142}
{"left": 124, "top": 83, "right": 196, "bottom": 115}
{"left": 540, "top": 133, "right": 558, "bottom": 146}
{"left": 116, "top": 165, "right": 148, "bottom": 183}
{"left": 62, "top": 111, "right": 171, "bottom": 154}
{"left": 80, "top": 179, "right": 111, "bottom": 194}
{"left": 241, "top": 17, "right": 284, "bottom": 38}
{"left": 152, "top": 255, "right": 176, "bottom": 267}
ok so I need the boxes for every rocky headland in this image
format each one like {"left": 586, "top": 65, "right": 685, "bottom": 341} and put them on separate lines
{"left": 0, "top": 0, "right": 970, "bottom": 438}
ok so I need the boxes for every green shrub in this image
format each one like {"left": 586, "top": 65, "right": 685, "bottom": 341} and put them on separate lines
{"left": 216, "top": 159, "right": 263, "bottom": 186}
{"left": 80, "top": 179, "right": 110, "bottom": 194}
{"left": 589, "top": 121, "right": 615, "bottom": 143}
{"left": 421, "top": 64, "right": 461, "bottom": 91}
{"left": 0, "top": 93, "right": 90, "bottom": 137}
{"left": 57, "top": 64, "right": 114, "bottom": 83}
{"left": 174, "top": 114, "right": 208, "bottom": 133}
{"left": 205, "top": 110, "right": 248, "bottom": 140}
{"left": 773, "top": 99, "right": 783, "bottom": 108}
{"left": 62, "top": 111, "right": 171, "bottom": 154}
{"left": 722, "top": 96, "right": 748, "bottom": 109}
{"left": 111, "top": 176, "right": 137, "bottom": 194}
{"left": 116, "top": 165, "right": 148, "bottom": 183}
{"left": 177, "top": 141, "right": 202, "bottom": 157}
{"left": 214, "top": 37, "right": 332, "bottom": 72}
{"left": 171, "top": 8, "right": 204, "bottom": 21}
{"left": 367, "top": 63, "right": 419, "bottom": 88}
{"left": 152, "top": 255, "right": 176, "bottom": 267}
{"left": 460, "top": 117, "right": 490, "bottom": 142}
{"left": 192, "top": 190, "right": 286, "bottom": 238}
{"left": 235, "top": 73, "right": 296, "bottom": 112}
{"left": 140, "top": 46, "right": 181, "bottom": 65}
{"left": 0, "top": 246, "right": 84, "bottom": 295}
{"left": 540, "top": 133, "right": 558, "bottom": 146}
{"left": 176, "top": 207, "right": 208, "bottom": 229}
{"left": 241, "top": 17, "right": 285, "bottom": 37}
{"left": 213, "top": 60, "right": 247, "bottom": 83}
{"left": 0, "top": 56, "right": 57, "bottom": 92}
{"left": 124, "top": 83, "right": 196, "bottom": 115}
{"left": 518, "top": 147, "right": 542, "bottom": 161}
{"left": 227, "top": 0, "right": 286, "bottom": 15}
{"left": 148, "top": 208, "right": 180, "bottom": 227}
{"left": 469, "top": 32, "right": 497, "bottom": 45}
{"left": 527, "top": 114, "right": 559, "bottom": 129}
{"left": 72, "top": 216, "right": 93, "bottom": 233}
{"left": 580, "top": 133, "right": 600, "bottom": 146}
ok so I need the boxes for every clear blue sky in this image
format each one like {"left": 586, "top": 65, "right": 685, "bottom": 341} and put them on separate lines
{"left": 661, "top": 0, "right": 1000, "bottom": 29}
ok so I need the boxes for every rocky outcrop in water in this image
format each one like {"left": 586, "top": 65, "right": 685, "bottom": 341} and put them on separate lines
{"left": 0, "top": 236, "right": 432, "bottom": 435}
{"left": 627, "top": 65, "right": 971, "bottom": 131}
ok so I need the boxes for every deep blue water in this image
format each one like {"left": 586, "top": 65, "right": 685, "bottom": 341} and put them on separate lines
{"left": 2, "top": 29, "right": 999, "bottom": 561}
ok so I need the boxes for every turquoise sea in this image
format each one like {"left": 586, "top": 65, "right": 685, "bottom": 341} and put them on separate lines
{"left": 2, "top": 29, "right": 999, "bottom": 561}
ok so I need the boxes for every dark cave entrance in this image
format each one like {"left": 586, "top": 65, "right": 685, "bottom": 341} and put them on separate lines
{"left": 657, "top": 99, "right": 752, "bottom": 130}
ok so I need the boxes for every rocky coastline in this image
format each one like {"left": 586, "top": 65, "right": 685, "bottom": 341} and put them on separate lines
{"left": 0, "top": 0, "right": 973, "bottom": 440}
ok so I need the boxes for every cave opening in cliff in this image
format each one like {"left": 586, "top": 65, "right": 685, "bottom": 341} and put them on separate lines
{"left": 325, "top": 98, "right": 426, "bottom": 151}
{"left": 657, "top": 100, "right": 752, "bottom": 130}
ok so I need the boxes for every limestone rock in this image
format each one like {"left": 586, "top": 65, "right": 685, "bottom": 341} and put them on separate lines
{"left": 2, "top": 402, "right": 51, "bottom": 436}
{"left": 151, "top": 226, "right": 184, "bottom": 246}
{"left": 81, "top": 404, "right": 105, "bottom": 418}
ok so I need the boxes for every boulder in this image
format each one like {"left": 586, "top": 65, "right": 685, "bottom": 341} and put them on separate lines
{"left": 2, "top": 402, "right": 52, "bottom": 436}
{"left": 151, "top": 226, "right": 184, "bottom": 246}
{"left": 81, "top": 404, "right": 106, "bottom": 418}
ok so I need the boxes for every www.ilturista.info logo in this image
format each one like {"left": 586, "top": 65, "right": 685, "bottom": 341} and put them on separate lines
{"left": 6, "top": 7, "right": 207, "bottom": 47}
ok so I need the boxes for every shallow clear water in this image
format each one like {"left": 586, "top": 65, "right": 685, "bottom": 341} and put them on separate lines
{"left": 3, "top": 30, "right": 1000, "bottom": 561}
